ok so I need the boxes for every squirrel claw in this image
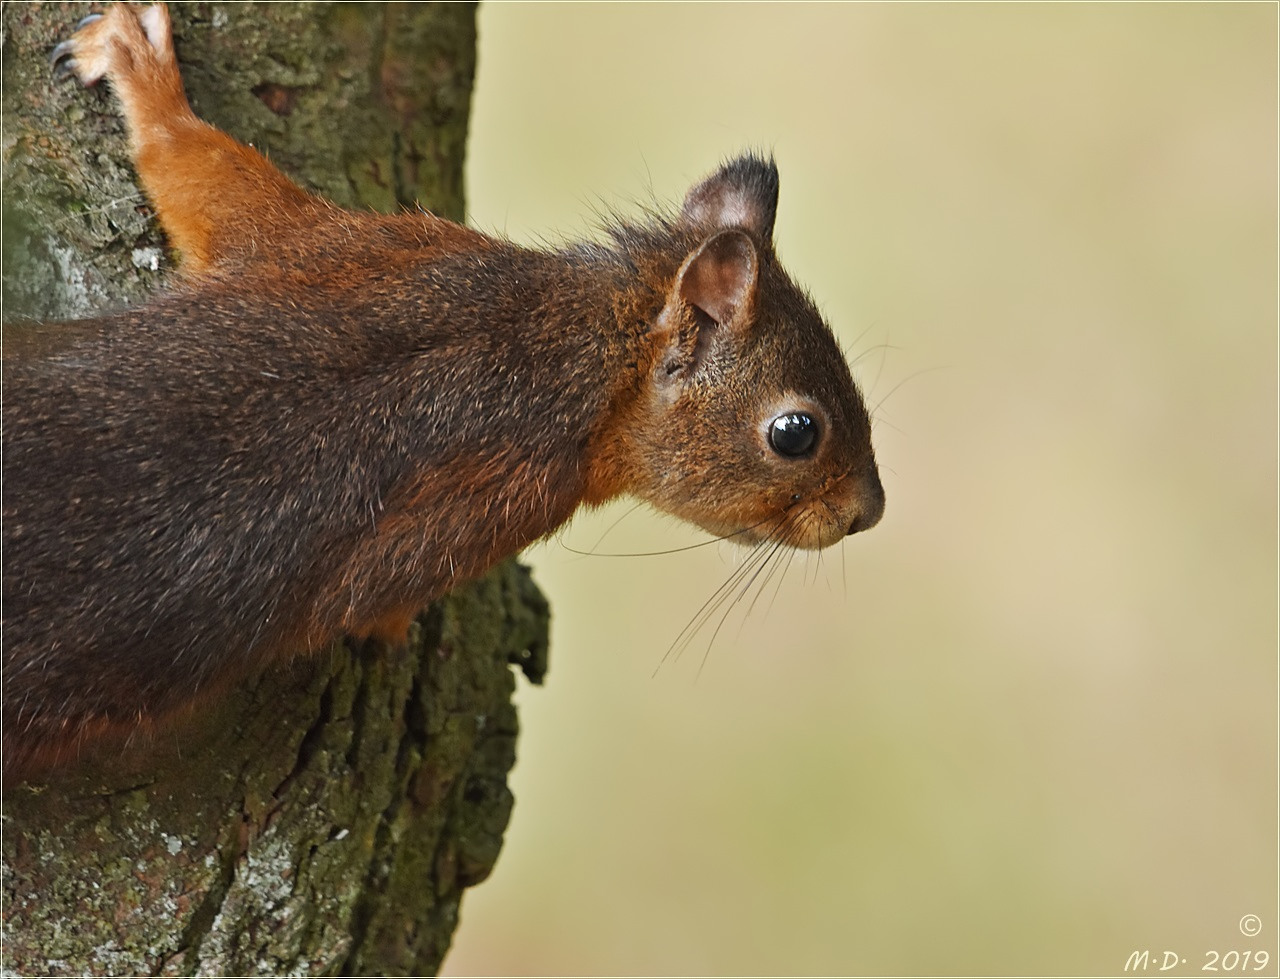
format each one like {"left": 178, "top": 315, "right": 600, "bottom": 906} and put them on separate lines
{"left": 50, "top": 13, "right": 104, "bottom": 77}
{"left": 49, "top": 40, "right": 77, "bottom": 79}
{"left": 49, "top": 10, "right": 119, "bottom": 86}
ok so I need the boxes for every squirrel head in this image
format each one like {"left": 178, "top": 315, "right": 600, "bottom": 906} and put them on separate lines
{"left": 607, "top": 155, "right": 884, "bottom": 551}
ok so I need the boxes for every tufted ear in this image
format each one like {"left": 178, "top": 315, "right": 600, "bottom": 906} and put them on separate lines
{"left": 680, "top": 154, "right": 779, "bottom": 243}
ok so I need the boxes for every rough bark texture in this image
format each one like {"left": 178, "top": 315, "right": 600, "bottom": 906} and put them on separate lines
{"left": 1, "top": 4, "right": 549, "bottom": 975}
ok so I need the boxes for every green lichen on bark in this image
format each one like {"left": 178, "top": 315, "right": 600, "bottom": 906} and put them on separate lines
{"left": 2, "top": 3, "right": 547, "bottom": 975}
{"left": 2, "top": 1, "right": 474, "bottom": 320}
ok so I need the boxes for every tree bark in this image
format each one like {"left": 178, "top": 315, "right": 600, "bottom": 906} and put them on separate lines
{"left": 1, "top": 4, "right": 549, "bottom": 975}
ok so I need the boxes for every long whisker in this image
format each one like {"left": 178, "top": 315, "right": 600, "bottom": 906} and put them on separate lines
{"left": 661, "top": 547, "right": 766, "bottom": 665}
{"left": 850, "top": 341, "right": 899, "bottom": 370}
{"left": 559, "top": 515, "right": 776, "bottom": 558}
{"left": 744, "top": 522, "right": 802, "bottom": 622}
{"left": 697, "top": 531, "right": 794, "bottom": 679}
{"left": 869, "top": 325, "right": 893, "bottom": 397}
{"left": 560, "top": 533, "right": 744, "bottom": 559}
{"left": 869, "top": 365, "right": 948, "bottom": 418}
{"left": 655, "top": 537, "right": 776, "bottom": 676}
{"left": 668, "top": 508, "right": 810, "bottom": 678}
{"left": 767, "top": 540, "right": 800, "bottom": 617}
{"left": 869, "top": 414, "right": 907, "bottom": 437}
{"left": 816, "top": 500, "right": 840, "bottom": 592}
{"left": 839, "top": 322, "right": 881, "bottom": 367}
{"left": 730, "top": 535, "right": 787, "bottom": 607}
{"left": 586, "top": 500, "right": 647, "bottom": 553}
{"left": 653, "top": 512, "right": 792, "bottom": 676}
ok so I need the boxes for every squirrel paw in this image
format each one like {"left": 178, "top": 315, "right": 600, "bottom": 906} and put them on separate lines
{"left": 50, "top": 3, "right": 173, "bottom": 87}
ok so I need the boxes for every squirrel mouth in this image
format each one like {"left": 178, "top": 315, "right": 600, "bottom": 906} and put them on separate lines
{"left": 744, "top": 471, "right": 884, "bottom": 551}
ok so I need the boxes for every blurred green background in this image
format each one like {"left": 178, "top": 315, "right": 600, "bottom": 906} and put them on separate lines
{"left": 445, "top": 4, "right": 1277, "bottom": 976}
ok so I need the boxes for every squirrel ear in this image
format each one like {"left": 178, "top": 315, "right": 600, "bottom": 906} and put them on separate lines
{"left": 678, "top": 229, "right": 758, "bottom": 329}
{"left": 680, "top": 154, "right": 779, "bottom": 243}
{"left": 653, "top": 230, "right": 759, "bottom": 386}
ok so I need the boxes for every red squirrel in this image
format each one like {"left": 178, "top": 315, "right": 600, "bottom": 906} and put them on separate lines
{"left": 3, "top": 3, "right": 885, "bottom": 779}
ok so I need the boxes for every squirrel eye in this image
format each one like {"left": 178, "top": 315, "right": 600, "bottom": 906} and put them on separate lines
{"left": 768, "top": 412, "right": 819, "bottom": 458}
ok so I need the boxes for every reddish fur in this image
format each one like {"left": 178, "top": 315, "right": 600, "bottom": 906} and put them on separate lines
{"left": 3, "top": 4, "right": 883, "bottom": 780}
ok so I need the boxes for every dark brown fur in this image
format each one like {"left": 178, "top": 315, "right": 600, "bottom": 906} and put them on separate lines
{"left": 3, "top": 4, "right": 883, "bottom": 778}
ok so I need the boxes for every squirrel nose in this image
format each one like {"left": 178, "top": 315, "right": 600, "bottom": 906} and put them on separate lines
{"left": 846, "top": 471, "right": 885, "bottom": 536}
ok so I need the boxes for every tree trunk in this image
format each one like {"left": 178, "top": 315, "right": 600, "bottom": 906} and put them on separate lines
{"left": 1, "top": 4, "right": 549, "bottom": 975}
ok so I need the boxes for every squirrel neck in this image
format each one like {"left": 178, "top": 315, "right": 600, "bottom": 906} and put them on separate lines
{"left": 494, "top": 221, "right": 694, "bottom": 509}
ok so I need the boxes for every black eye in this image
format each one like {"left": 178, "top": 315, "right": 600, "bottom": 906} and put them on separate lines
{"left": 768, "top": 413, "right": 819, "bottom": 458}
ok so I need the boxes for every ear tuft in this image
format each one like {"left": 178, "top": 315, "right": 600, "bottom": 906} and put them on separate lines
{"left": 680, "top": 154, "right": 779, "bottom": 243}
{"left": 678, "top": 229, "right": 758, "bottom": 329}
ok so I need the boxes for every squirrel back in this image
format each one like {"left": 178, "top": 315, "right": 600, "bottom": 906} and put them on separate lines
{"left": 3, "top": 3, "right": 883, "bottom": 778}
